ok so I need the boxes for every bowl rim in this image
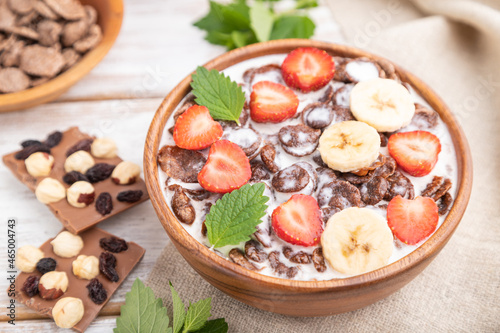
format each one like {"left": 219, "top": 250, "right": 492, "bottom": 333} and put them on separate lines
{"left": 144, "top": 39, "right": 473, "bottom": 291}
{"left": 0, "top": 0, "right": 124, "bottom": 113}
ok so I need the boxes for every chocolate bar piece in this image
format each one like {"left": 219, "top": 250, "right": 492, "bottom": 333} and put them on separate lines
{"left": 2, "top": 127, "right": 149, "bottom": 234}
{"left": 13, "top": 228, "right": 145, "bottom": 332}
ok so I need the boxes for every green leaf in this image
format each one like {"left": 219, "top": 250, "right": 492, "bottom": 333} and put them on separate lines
{"left": 270, "top": 15, "right": 315, "bottom": 40}
{"left": 206, "top": 183, "right": 269, "bottom": 248}
{"left": 191, "top": 66, "right": 246, "bottom": 124}
{"left": 170, "top": 282, "right": 186, "bottom": 333}
{"left": 194, "top": 0, "right": 250, "bottom": 34}
{"left": 192, "top": 318, "right": 229, "bottom": 333}
{"left": 114, "top": 279, "right": 172, "bottom": 333}
{"left": 250, "top": 1, "right": 274, "bottom": 42}
{"left": 294, "top": 0, "right": 318, "bottom": 10}
{"left": 183, "top": 298, "right": 212, "bottom": 333}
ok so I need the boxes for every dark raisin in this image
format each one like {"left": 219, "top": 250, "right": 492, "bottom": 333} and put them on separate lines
{"left": 66, "top": 138, "right": 94, "bottom": 157}
{"left": 85, "top": 163, "right": 115, "bottom": 183}
{"left": 15, "top": 143, "right": 51, "bottom": 160}
{"left": 117, "top": 190, "right": 143, "bottom": 203}
{"left": 86, "top": 278, "right": 107, "bottom": 304}
{"left": 21, "top": 139, "right": 42, "bottom": 148}
{"left": 99, "top": 252, "right": 119, "bottom": 282}
{"left": 95, "top": 192, "right": 113, "bottom": 215}
{"left": 100, "top": 236, "right": 128, "bottom": 253}
{"left": 36, "top": 258, "right": 57, "bottom": 274}
{"left": 44, "top": 131, "right": 63, "bottom": 148}
{"left": 63, "top": 171, "right": 89, "bottom": 185}
{"left": 21, "top": 276, "right": 40, "bottom": 297}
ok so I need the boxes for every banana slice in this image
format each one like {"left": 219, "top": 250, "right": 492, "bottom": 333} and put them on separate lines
{"left": 350, "top": 78, "right": 415, "bottom": 132}
{"left": 318, "top": 120, "right": 380, "bottom": 173}
{"left": 321, "top": 207, "right": 393, "bottom": 275}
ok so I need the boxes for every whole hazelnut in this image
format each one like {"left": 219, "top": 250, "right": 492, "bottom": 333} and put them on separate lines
{"left": 91, "top": 138, "right": 117, "bottom": 158}
{"left": 67, "top": 181, "right": 95, "bottom": 208}
{"left": 35, "top": 177, "right": 66, "bottom": 204}
{"left": 16, "top": 245, "right": 44, "bottom": 273}
{"left": 111, "top": 161, "right": 140, "bottom": 185}
{"left": 50, "top": 231, "right": 84, "bottom": 258}
{"left": 52, "top": 297, "right": 84, "bottom": 328}
{"left": 39, "top": 271, "right": 68, "bottom": 300}
{"left": 64, "top": 150, "right": 95, "bottom": 174}
{"left": 72, "top": 255, "right": 99, "bottom": 280}
{"left": 25, "top": 152, "right": 54, "bottom": 177}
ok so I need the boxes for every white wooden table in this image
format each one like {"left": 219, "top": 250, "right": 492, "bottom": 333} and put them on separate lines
{"left": 0, "top": 0, "right": 343, "bottom": 331}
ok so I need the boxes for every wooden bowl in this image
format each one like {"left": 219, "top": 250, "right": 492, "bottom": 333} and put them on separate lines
{"left": 0, "top": 0, "right": 124, "bottom": 113}
{"left": 144, "top": 39, "right": 473, "bottom": 316}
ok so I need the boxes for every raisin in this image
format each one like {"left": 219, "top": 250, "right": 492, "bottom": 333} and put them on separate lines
{"left": 36, "top": 258, "right": 57, "bottom": 274}
{"left": 86, "top": 278, "right": 107, "bottom": 304}
{"left": 44, "top": 131, "right": 63, "bottom": 148}
{"left": 66, "top": 138, "right": 93, "bottom": 157}
{"left": 117, "top": 190, "right": 143, "bottom": 203}
{"left": 63, "top": 171, "right": 89, "bottom": 185}
{"left": 95, "top": 192, "right": 113, "bottom": 215}
{"left": 21, "top": 275, "right": 40, "bottom": 297}
{"left": 99, "top": 252, "right": 119, "bottom": 282}
{"left": 21, "top": 139, "right": 42, "bottom": 148}
{"left": 85, "top": 163, "right": 115, "bottom": 183}
{"left": 15, "top": 143, "right": 51, "bottom": 160}
{"left": 100, "top": 236, "right": 128, "bottom": 253}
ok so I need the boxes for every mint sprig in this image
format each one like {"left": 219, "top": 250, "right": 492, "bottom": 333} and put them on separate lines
{"left": 194, "top": 0, "right": 317, "bottom": 50}
{"left": 115, "top": 279, "right": 228, "bottom": 333}
{"left": 191, "top": 66, "right": 245, "bottom": 125}
{"left": 206, "top": 183, "right": 269, "bottom": 248}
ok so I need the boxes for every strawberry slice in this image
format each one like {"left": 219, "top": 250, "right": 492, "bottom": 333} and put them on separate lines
{"left": 173, "top": 105, "right": 223, "bottom": 150}
{"left": 388, "top": 130, "right": 441, "bottom": 177}
{"left": 387, "top": 195, "right": 439, "bottom": 245}
{"left": 281, "top": 47, "right": 335, "bottom": 92}
{"left": 198, "top": 140, "right": 251, "bottom": 193}
{"left": 249, "top": 81, "right": 299, "bottom": 123}
{"left": 271, "top": 194, "right": 324, "bottom": 247}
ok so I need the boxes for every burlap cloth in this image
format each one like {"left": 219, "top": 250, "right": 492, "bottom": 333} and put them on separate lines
{"left": 147, "top": 1, "right": 500, "bottom": 331}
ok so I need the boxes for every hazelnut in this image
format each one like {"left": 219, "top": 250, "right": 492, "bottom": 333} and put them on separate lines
{"left": 72, "top": 255, "right": 99, "bottom": 280}
{"left": 50, "top": 231, "right": 84, "bottom": 258}
{"left": 52, "top": 297, "right": 84, "bottom": 328}
{"left": 67, "top": 181, "right": 95, "bottom": 208}
{"left": 35, "top": 177, "right": 66, "bottom": 204}
{"left": 91, "top": 138, "right": 117, "bottom": 158}
{"left": 16, "top": 245, "right": 44, "bottom": 273}
{"left": 39, "top": 271, "right": 68, "bottom": 299}
{"left": 111, "top": 161, "right": 140, "bottom": 185}
{"left": 25, "top": 152, "right": 54, "bottom": 177}
{"left": 64, "top": 150, "right": 95, "bottom": 174}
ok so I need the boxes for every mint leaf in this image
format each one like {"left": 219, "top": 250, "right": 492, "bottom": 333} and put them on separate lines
{"left": 191, "top": 66, "right": 245, "bottom": 124}
{"left": 194, "top": 0, "right": 250, "bottom": 34}
{"left": 170, "top": 282, "right": 186, "bottom": 333}
{"left": 250, "top": 1, "right": 274, "bottom": 42}
{"left": 270, "top": 15, "right": 315, "bottom": 39}
{"left": 193, "top": 318, "right": 228, "bottom": 333}
{"left": 114, "top": 279, "right": 172, "bottom": 333}
{"left": 294, "top": 0, "right": 318, "bottom": 10}
{"left": 183, "top": 298, "right": 212, "bottom": 333}
{"left": 206, "top": 183, "right": 269, "bottom": 248}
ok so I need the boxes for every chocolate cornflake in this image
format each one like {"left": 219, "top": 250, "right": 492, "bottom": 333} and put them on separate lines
{"left": 183, "top": 188, "right": 212, "bottom": 201}
{"left": 360, "top": 176, "right": 389, "bottom": 205}
{"left": 283, "top": 247, "right": 311, "bottom": 264}
{"left": 379, "top": 133, "right": 389, "bottom": 147}
{"left": 268, "top": 251, "right": 298, "bottom": 278}
{"left": 158, "top": 146, "right": 206, "bottom": 183}
{"left": 243, "top": 64, "right": 282, "bottom": 87}
{"left": 0, "top": 67, "right": 30, "bottom": 93}
{"left": 250, "top": 161, "right": 270, "bottom": 182}
{"left": 223, "top": 127, "right": 262, "bottom": 158}
{"left": 272, "top": 164, "right": 310, "bottom": 193}
{"left": 411, "top": 103, "right": 438, "bottom": 129}
{"left": 260, "top": 144, "right": 279, "bottom": 173}
{"left": 351, "top": 154, "right": 386, "bottom": 177}
{"left": 319, "top": 85, "right": 333, "bottom": 103}
{"left": 318, "top": 180, "right": 362, "bottom": 210}
{"left": 279, "top": 124, "right": 321, "bottom": 157}
{"left": 229, "top": 248, "right": 258, "bottom": 271}
{"left": 245, "top": 240, "right": 267, "bottom": 263}
{"left": 168, "top": 184, "right": 195, "bottom": 225}
{"left": 342, "top": 170, "right": 375, "bottom": 185}
{"left": 438, "top": 192, "right": 453, "bottom": 215}
{"left": 302, "top": 102, "right": 334, "bottom": 129}
{"left": 312, "top": 248, "right": 327, "bottom": 273}
{"left": 332, "top": 84, "right": 354, "bottom": 107}
{"left": 384, "top": 170, "right": 415, "bottom": 201}
{"left": 322, "top": 206, "right": 340, "bottom": 223}
{"left": 373, "top": 155, "right": 397, "bottom": 179}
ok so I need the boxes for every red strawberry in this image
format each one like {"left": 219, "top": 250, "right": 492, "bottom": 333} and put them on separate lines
{"left": 173, "top": 105, "right": 223, "bottom": 150}
{"left": 249, "top": 81, "right": 299, "bottom": 123}
{"left": 388, "top": 130, "right": 441, "bottom": 177}
{"left": 271, "top": 194, "right": 324, "bottom": 247}
{"left": 281, "top": 47, "right": 335, "bottom": 92}
{"left": 198, "top": 140, "right": 251, "bottom": 193}
{"left": 387, "top": 195, "right": 439, "bottom": 245}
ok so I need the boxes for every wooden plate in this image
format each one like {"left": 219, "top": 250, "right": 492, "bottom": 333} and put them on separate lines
{"left": 0, "top": 0, "right": 124, "bottom": 113}
{"left": 144, "top": 39, "right": 473, "bottom": 316}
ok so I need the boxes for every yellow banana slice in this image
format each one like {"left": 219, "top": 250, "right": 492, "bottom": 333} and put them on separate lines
{"left": 321, "top": 207, "right": 393, "bottom": 275}
{"left": 318, "top": 120, "right": 380, "bottom": 173}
